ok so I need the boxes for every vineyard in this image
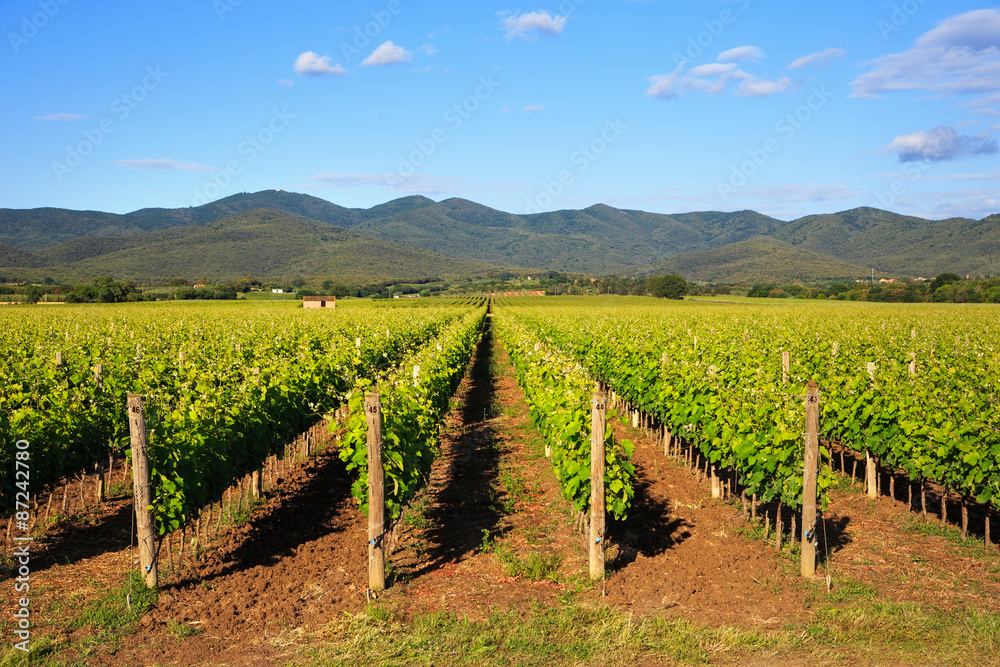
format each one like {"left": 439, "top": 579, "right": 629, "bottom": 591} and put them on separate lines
{"left": 2, "top": 296, "right": 1000, "bottom": 666}
{"left": 494, "top": 296, "right": 1000, "bottom": 543}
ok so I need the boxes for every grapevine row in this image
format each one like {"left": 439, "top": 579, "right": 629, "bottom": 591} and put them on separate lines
{"left": 334, "top": 305, "right": 488, "bottom": 522}
{"left": 0, "top": 301, "right": 481, "bottom": 533}
{"left": 494, "top": 312, "right": 636, "bottom": 520}
{"left": 495, "top": 297, "right": 1000, "bottom": 515}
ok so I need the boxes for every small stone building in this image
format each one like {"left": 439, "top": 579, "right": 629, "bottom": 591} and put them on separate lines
{"left": 303, "top": 295, "right": 336, "bottom": 308}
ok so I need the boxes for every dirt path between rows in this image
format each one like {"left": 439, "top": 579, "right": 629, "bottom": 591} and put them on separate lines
{"left": 9, "top": 317, "right": 1000, "bottom": 665}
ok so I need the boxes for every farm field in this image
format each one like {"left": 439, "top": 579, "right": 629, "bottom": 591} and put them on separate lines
{"left": 2, "top": 296, "right": 1000, "bottom": 666}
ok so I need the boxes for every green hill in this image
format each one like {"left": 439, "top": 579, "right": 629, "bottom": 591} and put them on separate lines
{"left": 12, "top": 209, "right": 502, "bottom": 283}
{"left": 0, "top": 243, "right": 48, "bottom": 268}
{"left": 2, "top": 191, "right": 998, "bottom": 282}
{"left": 768, "top": 207, "right": 1000, "bottom": 277}
{"left": 0, "top": 193, "right": 795, "bottom": 275}
{"left": 651, "top": 238, "right": 879, "bottom": 283}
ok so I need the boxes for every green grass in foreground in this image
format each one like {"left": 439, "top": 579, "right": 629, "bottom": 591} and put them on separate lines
{"left": 0, "top": 572, "right": 157, "bottom": 667}
{"left": 293, "top": 596, "right": 1000, "bottom": 667}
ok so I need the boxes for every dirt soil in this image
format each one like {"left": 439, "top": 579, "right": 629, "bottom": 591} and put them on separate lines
{"left": 6, "top": 318, "right": 1000, "bottom": 665}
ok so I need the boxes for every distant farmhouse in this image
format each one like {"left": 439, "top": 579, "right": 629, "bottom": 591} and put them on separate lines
{"left": 303, "top": 295, "right": 336, "bottom": 308}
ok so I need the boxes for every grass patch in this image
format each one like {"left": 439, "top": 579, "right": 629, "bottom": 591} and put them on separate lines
{"left": 167, "top": 619, "right": 203, "bottom": 640}
{"left": 298, "top": 597, "right": 1000, "bottom": 666}
{"left": 305, "top": 604, "right": 792, "bottom": 666}
{"left": 480, "top": 531, "right": 562, "bottom": 582}
{"left": 67, "top": 572, "right": 158, "bottom": 634}
{"left": 824, "top": 577, "right": 879, "bottom": 603}
{"left": 0, "top": 636, "right": 60, "bottom": 667}
{"left": 497, "top": 466, "right": 531, "bottom": 513}
{"left": 902, "top": 513, "right": 977, "bottom": 547}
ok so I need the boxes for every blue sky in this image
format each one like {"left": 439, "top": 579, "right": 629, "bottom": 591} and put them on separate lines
{"left": 2, "top": 0, "right": 998, "bottom": 221}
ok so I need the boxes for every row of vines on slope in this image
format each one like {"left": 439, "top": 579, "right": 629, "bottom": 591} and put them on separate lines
{"left": 494, "top": 312, "right": 636, "bottom": 521}
{"left": 0, "top": 300, "right": 485, "bottom": 534}
{"left": 494, "top": 297, "right": 1000, "bottom": 516}
{"left": 334, "top": 306, "right": 487, "bottom": 522}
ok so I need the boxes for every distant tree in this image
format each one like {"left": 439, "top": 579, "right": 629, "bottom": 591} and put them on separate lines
{"left": 748, "top": 284, "right": 776, "bottom": 298}
{"left": 168, "top": 277, "right": 190, "bottom": 287}
{"left": 930, "top": 272, "right": 961, "bottom": 292}
{"left": 648, "top": 274, "right": 688, "bottom": 300}
{"left": 42, "top": 276, "right": 54, "bottom": 285}
{"left": 24, "top": 285, "right": 44, "bottom": 304}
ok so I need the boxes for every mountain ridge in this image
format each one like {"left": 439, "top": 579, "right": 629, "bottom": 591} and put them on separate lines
{"left": 2, "top": 190, "right": 997, "bottom": 281}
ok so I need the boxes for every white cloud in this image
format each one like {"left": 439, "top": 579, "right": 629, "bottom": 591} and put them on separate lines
{"left": 740, "top": 184, "right": 858, "bottom": 202}
{"left": 294, "top": 51, "right": 346, "bottom": 76}
{"left": 962, "top": 92, "right": 1000, "bottom": 116}
{"left": 886, "top": 125, "right": 998, "bottom": 162}
{"left": 420, "top": 45, "right": 440, "bottom": 55}
{"left": 32, "top": 113, "right": 90, "bottom": 121}
{"left": 361, "top": 41, "right": 413, "bottom": 66}
{"left": 896, "top": 189, "right": 1000, "bottom": 221}
{"left": 717, "top": 46, "right": 764, "bottom": 63}
{"left": 277, "top": 79, "right": 295, "bottom": 88}
{"left": 501, "top": 10, "right": 567, "bottom": 40}
{"left": 689, "top": 62, "right": 746, "bottom": 78}
{"left": 934, "top": 167, "right": 1000, "bottom": 182}
{"left": 414, "top": 66, "right": 433, "bottom": 74}
{"left": 737, "top": 77, "right": 792, "bottom": 97}
{"left": 646, "top": 61, "right": 789, "bottom": 99}
{"left": 851, "top": 9, "right": 1000, "bottom": 99}
{"left": 308, "top": 172, "right": 389, "bottom": 187}
{"left": 309, "top": 171, "right": 460, "bottom": 194}
{"left": 790, "top": 47, "right": 846, "bottom": 69}
{"left": 114, "top": 158, "right": 220, "bottom": 172}
{"left": 524, "top": 104, "right": 546, "bottom": 113}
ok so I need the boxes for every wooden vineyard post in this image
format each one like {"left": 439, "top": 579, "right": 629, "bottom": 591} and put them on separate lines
{"left": 710, "top": 465, "right": 721, "bottom": 499}
{"left": 127, "top": 395, "right": 158, "bottom": 588}
{"left": 782, "top": 351, "right": 791, "bottom": 386}
{"left": 95, "top": 464, "right": 105, "bottom": 503}
{"left": 908, "top": 352, "right": 916, "bottom": 376}
{"left": 252, "top": 467, "right": 263, "bottom": 499}
{"left": 865, "top": 362, "right": 878, "bottom": 500}
{"left": 365, "top": 393, "right": 385, "bottom": 593}
{"left": 801, "top": 381, "right": 820, "bottom": 578}
{"left": 590, "top": 387, "right": 607, "bottom": 581}
{"left": 866, "top": 451, "right": 878, "bottom": 499}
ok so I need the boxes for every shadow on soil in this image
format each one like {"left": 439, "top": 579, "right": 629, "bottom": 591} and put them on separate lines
{"left": 166, "top": 447, "right": 355, "bottom": 589}
{"left": 22, "top": 501, "right": 134, "bottom": 575}
{"left": 405, "top": 322, "right": 503, "bottom": 579}
{"left": 608, "top": 470, "right": 692, "bottom": 571}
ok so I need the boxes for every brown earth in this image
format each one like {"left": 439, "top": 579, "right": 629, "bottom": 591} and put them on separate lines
{"left": 4, "top": 318, "right": 1000, "bottom": 665}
